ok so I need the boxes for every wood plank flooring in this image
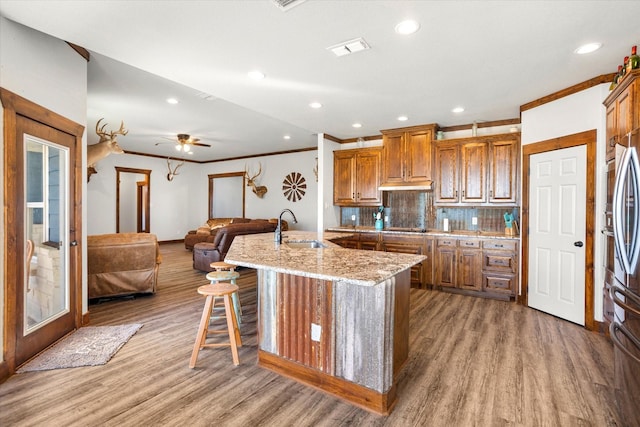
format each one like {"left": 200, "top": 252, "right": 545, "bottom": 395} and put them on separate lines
{"left": 0, "top": 243, "right": 621, "bottom": 426}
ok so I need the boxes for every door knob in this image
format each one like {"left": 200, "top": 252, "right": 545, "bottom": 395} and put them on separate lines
{"left": 574, "top": 241, "right": 584, "bottom": 247}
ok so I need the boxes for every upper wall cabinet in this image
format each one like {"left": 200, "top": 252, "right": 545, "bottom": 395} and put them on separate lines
{"left": 380, "top": 124, "right": 437, "bottom": 189}
{"left": 604, "top": 70, "right": 639, "bottom": 162}
{"left": 333, "top": 147, "right": 382, "bottom": 206}
{"left": 434, "top": 133, "right": 520, "bottom": 206}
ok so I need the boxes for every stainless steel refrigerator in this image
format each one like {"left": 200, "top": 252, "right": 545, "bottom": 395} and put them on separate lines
{"left": 611, "top": 127, "right": 640, "bottom": 426}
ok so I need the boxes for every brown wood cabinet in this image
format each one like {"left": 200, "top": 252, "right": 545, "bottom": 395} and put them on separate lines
{"left": 331, "top": 231, "right": 518, "bottom": 298}
{"left": 381, "top": 234, "right": 427, "bottom": 288}
{"left": 333, "top": 147, "right": 382, "bottom": 206}
{"left": 380, "top": 124, "right": 436, "bottom": 187}
{"left": 605, "top": 70, "right": 639, "bottom": 162}
{"left": 481, "top": 239, "right": 518, "bottom": 296}
{"left": 435, "top": 237, "right": 482, "bottom": 291}
{"left": 435, "top": 133, "right": 519, "bottom": 206}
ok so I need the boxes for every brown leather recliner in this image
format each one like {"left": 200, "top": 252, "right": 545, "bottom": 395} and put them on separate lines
{"left": 88, "top": 233, "right": 162, "bottom": 299}
{"left": 192, "top": 221, "right": 280, "bottom": 271}
{"left": 184, "top": 217, "right": 250, "bottom": 250}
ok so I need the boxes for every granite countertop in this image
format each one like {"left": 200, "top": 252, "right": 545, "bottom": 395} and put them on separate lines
{"left": 225, "top": 231, "right": 425, "bottom": 287}
{"left": 326, "top": 226, "right": 520, "bottom": 240}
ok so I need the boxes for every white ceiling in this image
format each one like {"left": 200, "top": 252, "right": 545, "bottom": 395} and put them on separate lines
{"left": 1, "top": 0, "right": 639, "bottom": 162}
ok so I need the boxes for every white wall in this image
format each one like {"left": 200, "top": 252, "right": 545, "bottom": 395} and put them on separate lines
{"left": 193, "top": 150, "right": 320, "bottom": 231}
{"left": 87, "top": 149, "right": 321, "bottom": 239}
{"left": 521, "top": 83, "right": 610, "bottom": 322}
{"left": 87, "top": 153, "right": 197, "bottom": 240}
{"left": 0, "top": 17, "right": 88, "bottom": 359}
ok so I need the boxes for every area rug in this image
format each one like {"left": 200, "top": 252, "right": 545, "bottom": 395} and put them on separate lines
{"left": 17, "top": 323, "right": 143, "bottom": 373}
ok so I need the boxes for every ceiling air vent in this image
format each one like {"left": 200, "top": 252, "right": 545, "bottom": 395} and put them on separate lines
{"left": 327, "top": 38, "right": 371, "bottom": 57}
{"left": 272, "top": 0, "right": 307, "bottom": 12}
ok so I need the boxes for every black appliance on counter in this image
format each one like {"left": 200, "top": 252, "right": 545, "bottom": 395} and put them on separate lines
{"left": 611, "top": 127, "right": 640, "bottom": 426}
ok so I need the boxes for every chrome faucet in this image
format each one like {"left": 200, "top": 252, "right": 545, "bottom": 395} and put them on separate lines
{"left": 275, "top": 209, "right": 298, "bottom": 244}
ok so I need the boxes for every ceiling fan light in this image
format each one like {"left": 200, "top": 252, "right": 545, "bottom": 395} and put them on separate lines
{"left": 175, "top": 144, "right": 182, "bottom": 151}
{"left": 184, "top": 145, "right": 190, "bottom": 152}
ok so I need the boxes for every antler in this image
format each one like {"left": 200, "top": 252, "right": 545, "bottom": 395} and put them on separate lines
{"left": 109, "top": 121, "right": 128, "bottom": 139}
{"left": 95, "top": 118, "right": 109, "bottom": 139}
{"left": 95, "top": 119, "right": 128, "bottom": 141}
{"left": 245, "top": 162, "right": 262, "bottom": 183}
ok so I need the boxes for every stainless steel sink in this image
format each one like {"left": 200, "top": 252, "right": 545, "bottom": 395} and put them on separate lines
{"left": 284, "top": 239, "right": 327, "bottom": 249}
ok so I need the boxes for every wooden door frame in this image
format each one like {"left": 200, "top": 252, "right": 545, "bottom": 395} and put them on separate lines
{"left": 521, "top": 129, "right": 596, "bottom": 330}
{"left": 1, "top": 88, "right": 84, "bottom": 377}
{"left": 115, "top": 167, "right": 151, "bottom": 233}
{"left": 208, "top": 172, "right": 246, "bottom": 219}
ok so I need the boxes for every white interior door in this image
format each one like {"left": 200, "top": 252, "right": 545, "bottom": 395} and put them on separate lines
{"left": 528, "top": 145, "right": 586, "bottom": 325}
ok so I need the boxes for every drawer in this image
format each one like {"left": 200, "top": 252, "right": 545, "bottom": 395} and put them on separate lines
{"left": 437, "top": 238, "right": 457, "bottom": 247}
{"left": 482, "top": 251, "right": 517, "bottom": 273}
{"left": 482, "top": 240, "right": 517, "bottom": 251}
{"left": 483, "top": 273, "right": 516, "bottom": 295}
{"left": 458, "top": 239, "right": 480, "bottom": 249}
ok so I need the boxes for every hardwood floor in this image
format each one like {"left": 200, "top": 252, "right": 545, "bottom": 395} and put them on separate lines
{"left": 0, "top": 243, "right": 621, "bottom": 426}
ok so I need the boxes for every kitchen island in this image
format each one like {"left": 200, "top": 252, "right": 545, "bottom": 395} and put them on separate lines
{"left": 225, "top": 231, "right": 426, "bottom": 415}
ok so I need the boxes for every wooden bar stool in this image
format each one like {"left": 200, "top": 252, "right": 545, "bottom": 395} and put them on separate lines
{"left": 205, "top": 270, "right": 242, "bottom": 324}
{"left": 210, "top": 261, "right": 236, "bottom": 271}
{"left": 189, "top": 282, "right": 242, "bottom": 368}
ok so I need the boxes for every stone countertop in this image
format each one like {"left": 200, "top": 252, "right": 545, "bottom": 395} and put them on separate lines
{"left": 225, "top": 231, "right": 425, "bottom": 287}
{"left": 326, "top": 226, "right": 520, "bottom": 240}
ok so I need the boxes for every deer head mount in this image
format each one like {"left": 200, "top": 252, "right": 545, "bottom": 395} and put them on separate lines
{"left": 245, "top": 162, "right": 268, "bottom": 198}
{"left": 166, "top": 158, "right": 185, "bottom": 181}
{"left": 87, "top": 119, "right": 127, "bottom": 169}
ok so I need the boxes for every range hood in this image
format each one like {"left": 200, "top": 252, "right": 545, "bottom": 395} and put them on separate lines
{"left": 378, "top": 180, "right": 433, "bottom": 191}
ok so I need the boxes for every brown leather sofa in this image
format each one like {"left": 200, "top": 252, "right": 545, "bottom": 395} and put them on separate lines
{"left": 192, "top": 220, "right": 284, "bottom": 271}
{"left": 184, "top": 217, "right": 249, "bottom": 250}
{"left": 88, "top": 233, "right": 162, "bottom": 299}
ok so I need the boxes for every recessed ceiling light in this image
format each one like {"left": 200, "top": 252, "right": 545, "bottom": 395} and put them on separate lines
{"left": 248, "top": 70, "right": 265, "bottom": 80}
{"left": 352, "top": 123, "right": 362, "bottom": 128}
{"left": 452, "top": 107, "right": 465, "bottom": 113}
{"left": 397, "top": 115, "right": 408, "bottom": 121}
{"left": 284, "top": 135, "right": 291, "bottom": 140}
{"left": 309, "top": 102, "right": 322, "bottom": 109}
{"left": 574, "top": 42, "right": 602, "bottom": 55}
{"left": 166, "top": 98, "right": 179, "bottom": 104}
{"left": 395, "top": 20, "right": 420, "bottom": 35}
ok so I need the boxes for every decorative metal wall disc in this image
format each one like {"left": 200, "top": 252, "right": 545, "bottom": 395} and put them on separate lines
{"left": 282, "top": 172, "right": 306, "bottom": 202}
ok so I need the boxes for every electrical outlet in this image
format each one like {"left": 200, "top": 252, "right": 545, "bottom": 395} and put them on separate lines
{"left": 384, "top": 215, "right": 389, "bottom": 223}
{"left": 311, "top": 323, "right": 321, "bottom": 342}
{"left": 351, "top": 214, "right": 356, "bottom": 221}
{"left": 472, "top": 217, "right": 478, "bottom": 225}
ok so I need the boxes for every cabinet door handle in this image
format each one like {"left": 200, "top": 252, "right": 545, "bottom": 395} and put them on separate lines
{"left": 462, "top": 190, "right": 465, "bottom": 198}
{"left": 455, "top": 191, "right": 458, "bottom": 198}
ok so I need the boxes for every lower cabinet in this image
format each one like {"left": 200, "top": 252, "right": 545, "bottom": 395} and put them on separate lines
{"left": 333, "top": 231, "right": 518, "bottom": 298}
{"left": 481, "top": 240, "right": 518, "bottom": 298}
{"left": 381, "top": 234, "right": 428, "bottom": 289}
{"left": 436, "top": 236, "right": 518, "bottom": 299}
{"left": 435, "top": 238, "right": 482, "bottom": 291}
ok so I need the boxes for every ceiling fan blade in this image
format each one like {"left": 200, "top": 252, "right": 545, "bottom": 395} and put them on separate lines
{"left": 192, "top": 142, "right": 211, "bottom": 148}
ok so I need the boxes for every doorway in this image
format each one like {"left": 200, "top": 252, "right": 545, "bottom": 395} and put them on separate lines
{"left": 521, "top": 130, "right": 596, "bottom": 330}
{"left": 1, "top": 88, "right": 83, "bottom": 374}
{"left": 116, "top": 167, "right": 151, "bottom": 233}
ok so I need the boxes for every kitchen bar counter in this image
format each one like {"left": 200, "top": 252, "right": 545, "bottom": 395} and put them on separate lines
{"left": 225, "top": 231, "right": 425, "bottom": 415}
{"left": 225, "top": 231, "right": 426, "bottom": 286}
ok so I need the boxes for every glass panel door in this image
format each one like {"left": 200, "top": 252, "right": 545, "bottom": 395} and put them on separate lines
{"left": 24, "top": 135, "right": 70, "bottom": 334}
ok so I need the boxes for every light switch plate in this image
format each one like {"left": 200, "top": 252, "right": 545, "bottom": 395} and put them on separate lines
{"left": 311, "top": 323, "right": 321, "bottom": 342}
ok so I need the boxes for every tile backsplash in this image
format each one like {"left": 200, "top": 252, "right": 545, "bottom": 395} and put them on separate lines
{"left": 339, "top": 191, "right": 519, "bottom": 233}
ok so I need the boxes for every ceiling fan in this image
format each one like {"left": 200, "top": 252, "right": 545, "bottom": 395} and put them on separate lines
{"left": 158, "top": 133, "right": 211, "bottom": 153}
